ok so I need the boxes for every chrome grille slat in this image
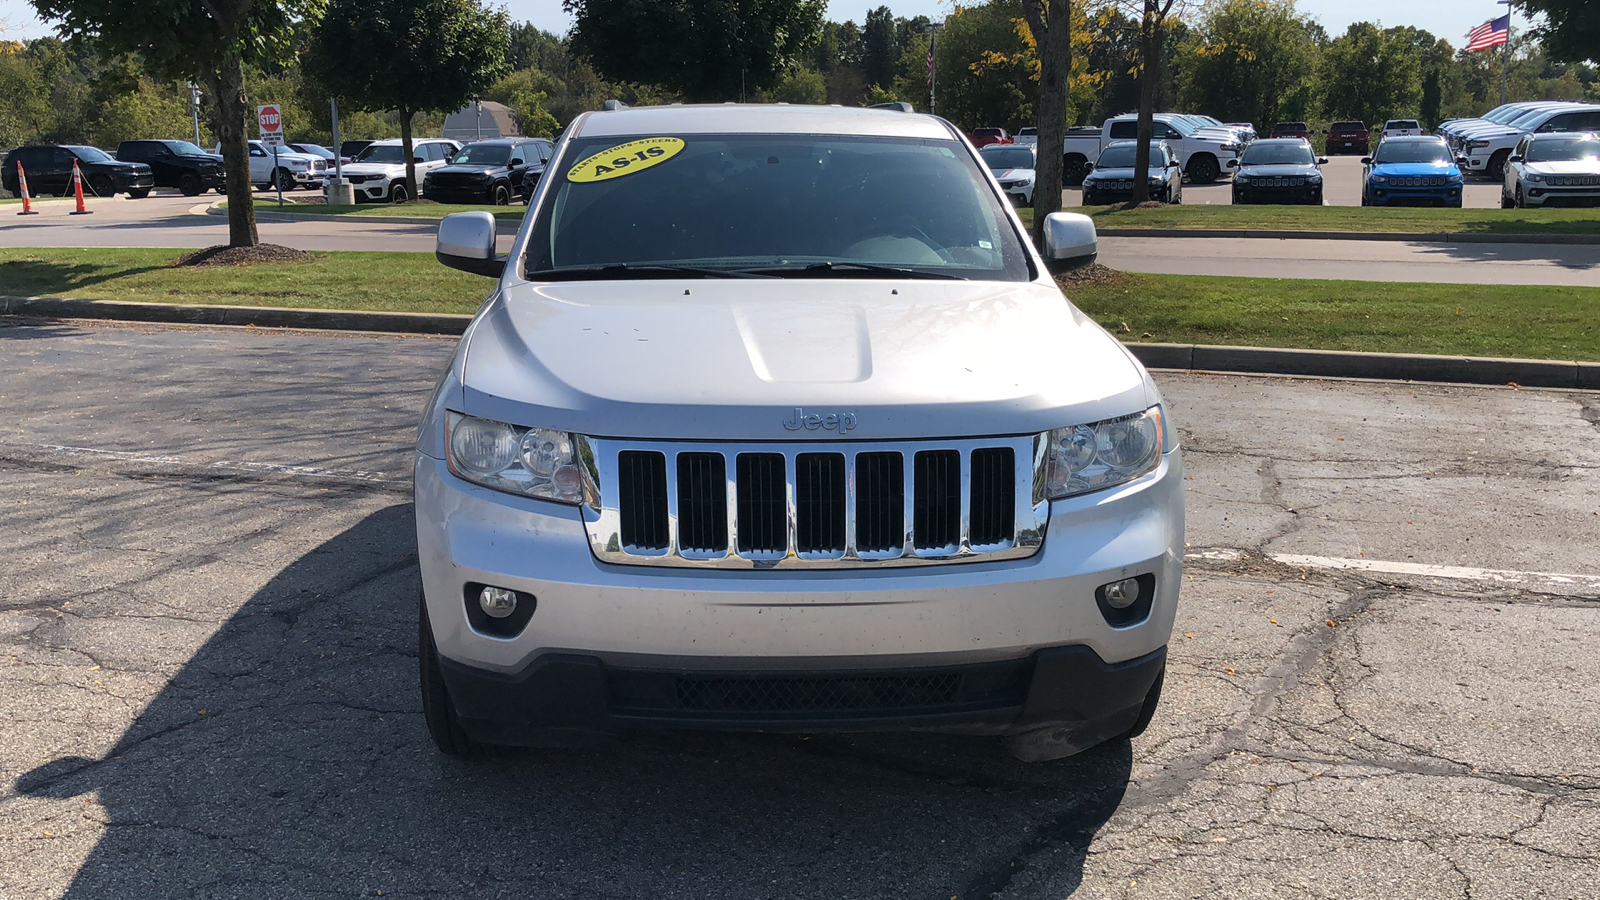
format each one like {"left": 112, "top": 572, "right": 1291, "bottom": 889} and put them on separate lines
{"left": 583, "top": 437, "right": 1048, "bottom": 569}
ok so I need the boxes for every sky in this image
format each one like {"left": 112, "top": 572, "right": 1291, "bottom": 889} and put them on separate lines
{"left": 1, "top": 0, "right": 1521, "bottom": 51}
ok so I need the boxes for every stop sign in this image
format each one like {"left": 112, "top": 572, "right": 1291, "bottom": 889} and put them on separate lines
{"left": 257, "top": 104, "right": 282, "bottom": 135}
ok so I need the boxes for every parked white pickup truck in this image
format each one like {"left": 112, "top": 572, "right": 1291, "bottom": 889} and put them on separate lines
{"left": 1060, "top": 115, "right": 1241, "bottom": 186}
{"left": 1380, "top": 119, "right": 1424, "bottom": 140}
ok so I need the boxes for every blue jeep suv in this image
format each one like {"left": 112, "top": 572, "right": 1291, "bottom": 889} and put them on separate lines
{"left": 1361, "top": 136, "right": 1465, "bottom": 207}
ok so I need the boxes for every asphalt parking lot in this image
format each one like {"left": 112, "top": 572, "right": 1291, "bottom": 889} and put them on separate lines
{"left": 1066, "top": 155, "right": 1504, "bottom": 208}
{"left": 3, "top": 319, "right": 1597, "bottom": 898}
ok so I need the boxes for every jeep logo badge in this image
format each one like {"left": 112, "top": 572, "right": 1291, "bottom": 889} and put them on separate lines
{"left": 782, "top": 408, "right": 858, "bottom": 434}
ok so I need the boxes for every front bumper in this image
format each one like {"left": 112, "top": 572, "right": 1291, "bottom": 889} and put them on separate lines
{"left": 425, "top": 185, "right": 492, "bottom": 204}
{"left": 112, "top": 171, "right": 155, "bottom": 191}
{"left": 1522, "top": 185, "right": 1600, "bottom": 208}
{"left": 1367, "top": 185, "right": 1462, "bottom": 207}
{"left": 345, "top": 176, "right": 393, "bottom": 201}
{"left": 439, "top": 642, "right": 1167, "bottom": 743}
{"left": 415, "top": 444, "right": 1183, "bottom": 728}
{"left": 1234, "top": 184, "right": 1321, "bottom": 204}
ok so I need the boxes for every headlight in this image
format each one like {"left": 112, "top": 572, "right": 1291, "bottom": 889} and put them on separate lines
{"left": 1308, "top": 173, "right": 1323, "bottom": 183}
{"left": 1040, "top": 408, "right": 1164, "bottom": 500}
{"left": 1467, "top": 140, "right": 1489, "bottom": 149}
{"left": 445, "top": 411, "right": 588, "bottom": 504}
{"left": 1234, "top": 174, "right": 1251, "bottom": 182}
{"left": 1528, "top": 174, "right": 1545, "bottom": 183}
{"left": 1371, "top": 175, "right": 1388, "bottom": 184}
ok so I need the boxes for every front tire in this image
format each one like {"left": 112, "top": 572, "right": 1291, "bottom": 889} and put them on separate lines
{"left": 1187, "top": 154, "right": 1220, "bottom": 184}
{"left": 179, "top": 173, "right": 202, "bottom": 196}
{"left": 127, "top": 188, "right": 150, "bottom": 199}
{"left": 88, "top": 174, "right": 114, "bottom": 197}
{"left": 273, "top": 168, "right": 294, "bottom": 192}
{"left": 1062, "top": 154, "right": 1088, "bottom": 187}
{"left": 1487, "top": 150, "right": 1510, "bottom": 181}
{"left": 419, "top": 593, "right": 498, "bottom": 757}
{"left": 1514, "top": 186, "right": 1526, "bottom": 209}
{"left": 390, "top": 182, "right": 410, "bottom": 204}
{"left": 491, "top": 183, "right": 511, "bottom": 206}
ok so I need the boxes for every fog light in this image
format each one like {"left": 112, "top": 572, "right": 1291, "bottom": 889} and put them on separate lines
{"left": 1102, "top": 577, "right": 1141, "bottom": 609}
{"left": 478, "top": 586, "right": 518, "bottom": 619}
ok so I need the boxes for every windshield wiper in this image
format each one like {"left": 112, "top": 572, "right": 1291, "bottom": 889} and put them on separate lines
{"left": 734, "top": 262, "right": 967, "bottom": 280}
{"left": 524, "top": 263, "right": 776, "bottom": 281}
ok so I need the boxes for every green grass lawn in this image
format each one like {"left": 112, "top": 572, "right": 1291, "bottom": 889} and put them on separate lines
{"left": 1066, "top": 270, "right": 1600, "bottom": 361}
{"left": 6, "top": 247, "right": 1596, "bottom": 361}
{"left": 0, "top": 247, "right": 490, "bottom": 315}
{"left": 228, "top": 199, "right": 527, "bottom": 222}
{"left": 1017, "top": 204, "right": 1600, "bottom": 235}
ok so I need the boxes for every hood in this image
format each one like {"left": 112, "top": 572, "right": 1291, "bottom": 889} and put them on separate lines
{"left": 342, "top": 161, "right": 405, "bottom": 176}
{"left": 1525, "top": 160, "right": 1600, "bottom": 176}
{"left": 1370, "top": 161, "right": 1460, "bottom": 177}
{"left": 432, "top": 162, "right": 510, "bottom": 176}
{"left": 1086, "top": 166, "right": 1162, "bottom": 180}
{"left": 459, "top": 279, "right": 1153, "bottom": 441}
{"left": 989, "top": 167, "right": 1034, "bottom": 179}
{"left": 1237, "top": 163, "right": 1320, "bottom": 177}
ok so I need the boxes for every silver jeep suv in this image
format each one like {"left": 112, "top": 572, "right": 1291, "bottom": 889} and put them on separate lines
{"left": 413, "top": 104, "right": 1184, "bottom": 761}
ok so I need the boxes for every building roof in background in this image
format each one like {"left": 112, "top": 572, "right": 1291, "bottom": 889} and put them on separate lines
{"left": 443, "top": 101, "right": 521, "bottom": 141}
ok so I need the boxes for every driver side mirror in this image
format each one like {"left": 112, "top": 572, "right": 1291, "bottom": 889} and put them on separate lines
{"left": 509, "top": 158, "right": 524, "bottom": 166}
{"left": 414, "top": 155, "right": 426, "bottom": 163}
{"left": 1082, "top": 162, "right": 1094, "bottom": 172}
{"left": 1226, "top": 159, "right": 1238, "bottom": 168}
{"left": 1041, "top": 212, "right": 1097, "bottom": 275}
{"left": 1508, "top": 155, "right": 1523, "bottom": 163}
{"left": 1317, "top": 157, "right": 1329, "bottom": 165}
{"left": 1360, "top": 157, "right": 1373, "bottom": 165}
{"left": 436, "top": 212, "right": 505, "bottom": 278}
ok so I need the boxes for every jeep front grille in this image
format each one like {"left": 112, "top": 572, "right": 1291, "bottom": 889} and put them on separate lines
{"left": 581, "top": 436, "right": 1047, "bottom": 569}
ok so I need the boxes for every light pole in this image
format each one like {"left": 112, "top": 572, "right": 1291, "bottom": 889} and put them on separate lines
{"left": 188, "top": 83, "right": 202, "bottom": 146}
{"left": 924, "top": 22, "right": 944, "bottom": 116}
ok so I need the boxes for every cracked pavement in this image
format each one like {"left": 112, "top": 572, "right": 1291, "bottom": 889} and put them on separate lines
{"left": 1, "top": 319, "right": 1597, "bottom": 898}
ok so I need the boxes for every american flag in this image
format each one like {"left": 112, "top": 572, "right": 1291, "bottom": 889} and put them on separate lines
{"left": 927, "top": 47, "right": 934, "bottom": 81}
{"left": 1464, "top": 14, "right": 1509, "bottom": 52}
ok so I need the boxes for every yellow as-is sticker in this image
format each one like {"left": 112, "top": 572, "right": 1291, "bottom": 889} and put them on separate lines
{"left": 567, "top": 137, "right": 685, "bottom": 183}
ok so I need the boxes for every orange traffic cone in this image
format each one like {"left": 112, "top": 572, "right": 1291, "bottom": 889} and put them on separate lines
{"left": 16, "top": 161, "right": 38, "bottom": 215}
{"left": 70, "top": 160, "right": 93, "bottom": 215}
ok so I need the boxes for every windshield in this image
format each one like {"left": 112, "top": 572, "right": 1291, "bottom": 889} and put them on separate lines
{"left": 451, "top": 144, "right": 512, "bottom": 166}
{"left": 165, "top": 141, "right": 208, "bottom": 156}
{"left": 1241, "top": 142, "right": 1315, "bottom": 165}
{"left": 1505, "top": 108, "right": 1562, "bottom": 129}
{"left": 1095, "top": 145, "right": 1164, "bottom": 168}
{"left": 292, "top": 144, "right": 335, "bottom": 159}
{"left": 526, "top": 133, "right": 1030, "bottom": 281}
{"left": 354, "top": 144, "right": 406, "bottom": 163}
{"left": 1386, "top": 121, "right": 1420, "bottom": 129}
{"left": 67, "top": 145, "right": 113, "bottom": 163}
{"left": 981, "top": 147, "right": 1035, "bottom": 169}
{"left": 1373, "top": 141, "right": 1453, "bottom": 165}
{"left": 1526, "top": 136, "right": 1600, "bottom": 163}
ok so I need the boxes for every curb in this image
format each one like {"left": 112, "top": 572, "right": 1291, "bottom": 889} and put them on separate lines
{"left": 203, "top": 200, "right": 523, "bottom": 232}
{"left": 1096, "top": 227, "right": 1600, "bottom": 245}
{"left": 5, "top": 296, "right": 1596, "bottom": 390}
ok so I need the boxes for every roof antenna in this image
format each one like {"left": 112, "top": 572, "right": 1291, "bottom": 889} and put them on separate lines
{"left": 601, "top": 99, "right": 629, "bottom": 112}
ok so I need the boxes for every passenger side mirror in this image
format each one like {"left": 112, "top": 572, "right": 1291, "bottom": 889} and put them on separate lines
{"left": 1508, "top": 155, "right": 1523, "bottom": 163}
{"left": 436, "top": 212, "right": 505, "bottom": 278}
{"left": 1360, "top": 157, "right": 1373, "bottom": 165}
{"left": 1226, "top": 159, "right": 1238, "bottom": 168}
{"left": 509, "top": 158, "right": 524, "bottom": 166}
{"left": 1041, "top": 212, "right": 1097, "bottom": 275}
{"left": 414, "top": 155, "right": 426, "bottom": 163}
{"left": 1317, "top": 157, "right": 1329, "bottom": 165}
{"left": 1083, "top": 162, "right": 1094, "bottom": 172}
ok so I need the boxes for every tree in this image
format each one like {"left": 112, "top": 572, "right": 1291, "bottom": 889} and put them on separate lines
{"left": 563, "top": 0, "right": 825, "bottom": 102}
{"left": 1318, "top": 23, "right": 1422, "bottom": 128}
{"left": 1175, "top": 0, "right": 1319, "bottom": 129}
{"left": 1520, "top": 0, "right": 1599, "bottom": 65}
{"left": 1120, "top": 0, "right": 1185, "bottom": 203}
{"left": 1021, "top": 0, "right": 1069, "bottom": 245}
{"left": 30, "top": 0, "right": 319, "bottom": 247}
{"left": 861, "top": 6, "right": 898, "bottom": 90}
{"left": 306, "top": 0, "right": 510, "bottom": 199}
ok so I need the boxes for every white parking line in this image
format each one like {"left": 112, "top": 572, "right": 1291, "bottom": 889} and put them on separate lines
{"left": 1190, "top": 547, "right": 1600, "bottom": 591}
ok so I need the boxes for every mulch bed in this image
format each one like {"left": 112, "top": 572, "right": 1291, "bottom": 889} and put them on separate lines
{"left": 172, "top": 244, "right": 314, "bottom": 267}
{"left": 1053, "top": 262, "right": 1123, "bottom": 288}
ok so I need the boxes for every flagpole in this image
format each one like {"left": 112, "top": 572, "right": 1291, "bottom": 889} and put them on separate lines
{"left": 1499, "top": 0, "right": 1514, "bottom": 106}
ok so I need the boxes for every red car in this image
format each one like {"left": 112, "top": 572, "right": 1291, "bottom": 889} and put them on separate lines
{"left": 1270, "top": 122, "right": 1312, "bottom": 141}
{"left": 1325, "top": 121, "right": 1370, "bottom": 154}
{"left": 968, "top": 127, "right": 1012, "bottom": 149}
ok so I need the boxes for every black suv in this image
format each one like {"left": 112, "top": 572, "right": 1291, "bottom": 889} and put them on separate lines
{"left": 3, "top": 145, "right": 154, "bottom": 198}
{"left": 422, "top": 138, "right": 554, "bottom": 204}
{"left": 1228, "top": 138, "right": 1326, "bottom": 205}
{"left": 116, "top": 140, "right": 225, "bottom": 195}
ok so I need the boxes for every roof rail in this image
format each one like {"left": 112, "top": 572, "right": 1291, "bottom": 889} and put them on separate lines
{"left": 869, "top": 101, "right": 915, "bottom": 113}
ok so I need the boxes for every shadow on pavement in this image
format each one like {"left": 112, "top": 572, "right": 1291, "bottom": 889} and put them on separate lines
{"left": 17, "top": 503, "right": 1132, "bottom": 898}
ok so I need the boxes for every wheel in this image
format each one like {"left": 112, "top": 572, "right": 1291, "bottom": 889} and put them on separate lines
{"left": 419, "top": 592, "right": 498, "bottom": 757}
{"left": 1062, "top": 155, "right": 1088, "bottom": 186}
{"left": 1171, "top": 186, "right": 1181, "bottom": 205}
{"left": 491, "top": 183, "right": 511, "bottom": 206}
{"left": 1515, "top": 186, "right": 1525, "bottom": 209}
{"left": 1501, "top": 189, "right": 1515, "bottom": 209}
{"left": 1186, "top": 154, "right": 1220, "bottom": 184}
{"left": 390, "top": 182, "right": 410, "bottom": 204}
{"left": 179, "top": 173, "right": 201, "bottom": 196}
{"left": 216, "top": 186, "right": 227, "bottom": 194}
{"left": 88, "top": 174, "right": 114, "bottom": 197}
{"left": 1487, "top": 150, "right": 1510, "bottom": 181}
{"left": 273, "top": 168, "right": 294, "bottom": 192}
{"left": 127, "top": 188, "right": 150, "bottom": 199}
